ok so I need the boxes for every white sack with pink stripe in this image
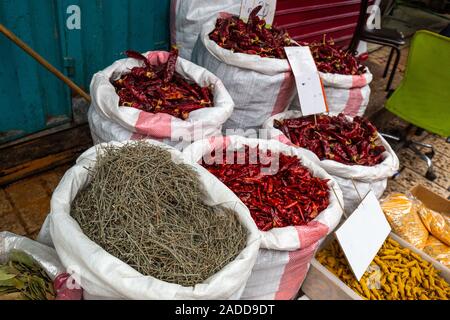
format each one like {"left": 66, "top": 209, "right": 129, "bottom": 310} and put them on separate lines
{"left": 88, "top": 51, "right": 234, "bottom": 147}
{"left": 182, "top": 135, "right": 344, "bottom": 300}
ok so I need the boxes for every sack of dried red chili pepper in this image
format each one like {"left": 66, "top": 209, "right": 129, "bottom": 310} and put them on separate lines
{"left": 183, "top": 136, "right": 344, "bottom": 300}
{"left": 290, "top": 37, "right": 373, "bottom": 117}
{"left": 263, "top": 110, "right": 400, "bottom": 212}
{"left": 191, "top": 9, "right": 297, "bottom": 131}
{"left": 88, "top": 50, "right": 234, "bottom": 146}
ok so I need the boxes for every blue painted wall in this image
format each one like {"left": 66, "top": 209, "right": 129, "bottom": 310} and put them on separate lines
{"left": 0, "top": 0, "right": 170, "bottom": 143}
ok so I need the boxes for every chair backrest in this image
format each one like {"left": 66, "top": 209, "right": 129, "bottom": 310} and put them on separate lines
{"left": 398, "top": 30, "right": 450, "bottom": 100}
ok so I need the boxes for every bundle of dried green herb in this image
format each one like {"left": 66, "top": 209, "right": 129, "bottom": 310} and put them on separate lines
{"left": 0, "top": 250, "right": 55, "bottom": 300}
{"left": 71, "top": 142, "right": 247, "bottom": 287}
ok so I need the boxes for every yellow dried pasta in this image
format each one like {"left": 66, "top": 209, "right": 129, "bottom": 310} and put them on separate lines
{"left": 316, "top": 237, "right": 450, "bottom": 300}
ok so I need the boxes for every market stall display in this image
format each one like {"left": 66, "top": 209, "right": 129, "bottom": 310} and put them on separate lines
{"left": 192, "top": 10, "right": 297, "bottom": 131}
{"left": 290, "top": 37, "right": 372, "bottom": 117}
{"left": 264, "top": 111, "right": 399, "bottom": 212}
{"left": 42, "top": 140, "right": 260, "bottom": 300}
{"left": 183, "top": 136, "right": 343, "bottom": 299}
{"left": 89, "top": 50, "right": 234, "bottom": 146}
{"left": 316, "top": 237, "right": 450, "bottom": 300}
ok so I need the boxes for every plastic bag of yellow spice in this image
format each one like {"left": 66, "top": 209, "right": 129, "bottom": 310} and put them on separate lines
{"left": 418, "top": 205, "right": 450, "bottom": 246}
{"left": 423, "top": 236, "right": 450, "bottom": 267}
{"left": 380, "top": 193, "right": 429, "bottom": 249}
{"left": 317, "top": 238, "right": 450, "bottom": 300}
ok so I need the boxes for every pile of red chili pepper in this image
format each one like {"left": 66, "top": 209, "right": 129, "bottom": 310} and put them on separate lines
{"left": 112, "top": 49, "right": 214, "bottom": 120}
{"left": 202, "top": 146, "right": 330, "bottom": 231}
{"left": 209, "top": 6, "right": 294, "bottom": 59}
{"left": 274, "top": 113, "right": 386, "bottom": 166}
{"left": 303, "top": 36, "right": 366, "bottom": 75}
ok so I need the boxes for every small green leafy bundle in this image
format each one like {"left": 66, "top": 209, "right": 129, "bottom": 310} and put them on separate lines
{"left": 0, "top": 250, "right": 55, "bottom": 300}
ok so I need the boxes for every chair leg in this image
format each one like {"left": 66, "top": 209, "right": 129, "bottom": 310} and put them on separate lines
{"left": 408, "top": 144, "right": 437, "bottom": 181}
{"left": 383, "top": 48, "right": 395, "bottom": 78}
{"left": 410, "top": 140, "right": 435, "bottom": 159}
{"left": 385, "top": 47, "right": 401, "bottom": 92}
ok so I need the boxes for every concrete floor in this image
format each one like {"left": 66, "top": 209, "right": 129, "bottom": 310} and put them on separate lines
{"left": 0, "top": 4, "right": 449, "bottom": 238}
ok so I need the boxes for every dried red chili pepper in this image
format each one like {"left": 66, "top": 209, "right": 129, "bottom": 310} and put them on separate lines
{"left": 300, "top": 36, "right": 366, "bottom": 75}
{"left": 112, "top": 48, "right": 214, "bottom": 120}
{"left": 202, "top": 146, "right": 330, "bottom": 231}
{"left": 274, "top": 114, "right": 386, "bottom": 166}
{"left": 209, "top": 6, "right": 295, "bottom": 59}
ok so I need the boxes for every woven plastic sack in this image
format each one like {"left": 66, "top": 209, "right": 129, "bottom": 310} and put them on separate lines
{"left": 289, "top": 68, "right": 373, "bottom": 117}
{"left": 170, "top": 0, "right": 241, "bottom": 60}
{"left": 182, "top": 135, "right": 344, "bottom": 300}
{"left": 263, "top": 110, "right": 399, "bottom": 212}
{"left": 39, "top": 139, "right": 260, "bottom": 300}
{"left": 423, "top": 235, "right": 450, "bottom": 267}
{"left": 0, "top": 232, "right": 82, "bottom": 300}
{"left": 380, "top": 193, "right": 429, "bottom": 250}
{"left": 418, "top": 204, "right": 450, "bottom": 246}
{"left": 192, "top": 14, "right": 297, "bottom": 131}
{"left": 89, "top": 50, "right": 234, "bottom": 146}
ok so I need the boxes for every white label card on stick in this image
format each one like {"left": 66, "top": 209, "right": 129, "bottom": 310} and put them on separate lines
{"left": 284, "top": 46, "right": 328, "bottom": 116}
{"left": 335, "top": 190, "right": 391, "bottom": 281}
{"left": 239, "top": 0, "right": 277, "bottom": 25}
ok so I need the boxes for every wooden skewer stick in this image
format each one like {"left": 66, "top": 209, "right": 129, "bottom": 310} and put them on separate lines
{"left": 0, "top": 23, "right": 91, "bottom": 103}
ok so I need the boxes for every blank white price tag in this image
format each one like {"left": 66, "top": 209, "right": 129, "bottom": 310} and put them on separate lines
{"left": 284, "top": 46, "right": 328, "bottom": 116}
{"left": 239, "top": 0, "right": 277, "bottom": 25}
{"left": 335, "top": 190, "right": 391, "bottom": 281}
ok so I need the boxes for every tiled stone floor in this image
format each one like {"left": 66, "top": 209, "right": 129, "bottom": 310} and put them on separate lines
{"left": 0, "top": 165, "right": 70, "bottom": 239}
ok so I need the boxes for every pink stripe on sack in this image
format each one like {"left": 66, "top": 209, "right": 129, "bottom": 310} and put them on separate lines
{"left": 296, "top": 221, "right": 329, "bottom": 248}
{"left": 274, "top": 134, "right": 295, "bottom": 147}
{"left": 169, "top": 0, "right": 177, "bottom": 46}
{"left": 274, "top": 221, "right": 329, "bottom": 300}
{"left": 274, "top": 242, "right": 320, "bottom": 300}
{"left": 147, "top": 51, "right": 170, "bottom": 65}
{"left": 218, "top": 12, "right": 234, "bottom": 19}
{"left": 271, "top": 72, "right": 295, "bottom": 116}
{"left": 343, "top": 75, "right": 367, "bottom": 117}
{"left": 134, "top": 111, "right": 172, "bottom": 138}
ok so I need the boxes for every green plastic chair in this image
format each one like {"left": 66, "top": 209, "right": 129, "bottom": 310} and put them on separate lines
{"left": 386, "top": 30, "right": 450, "bottom": 137}
{"left": 384, "top": 30, "right": 450, "bottom": 181}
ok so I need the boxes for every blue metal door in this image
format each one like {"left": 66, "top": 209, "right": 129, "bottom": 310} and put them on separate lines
{"left": 0, "top": 0, "right": 170, "bottom": 143}
{"left": 0, "top": 0, "right": 71, "bottom": 143}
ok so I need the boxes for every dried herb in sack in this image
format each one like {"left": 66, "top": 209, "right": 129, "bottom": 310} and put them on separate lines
{"left": 0, "top": 250, "right": 55, "bottom": 300}
{"left": 71, "top": 142, "right": 247, "bottom": 287}
{"left": 112, "top": 48, "right": 214, "bottom": 120}
{"left": 274, "top": 113, "right": 385, "bottom": 166}
{"left": 202, "top": 146, "right": 330, "bottom": 231}
{"left": 209, "top": 6, "right": 295, "bottom": 59}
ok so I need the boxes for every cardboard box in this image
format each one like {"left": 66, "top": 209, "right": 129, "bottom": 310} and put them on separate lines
{"left": 410, "top": 184, "right": 450, "bottom": 215}
{"left": 302, "top": 232, "right": 450, "bottom": 300}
